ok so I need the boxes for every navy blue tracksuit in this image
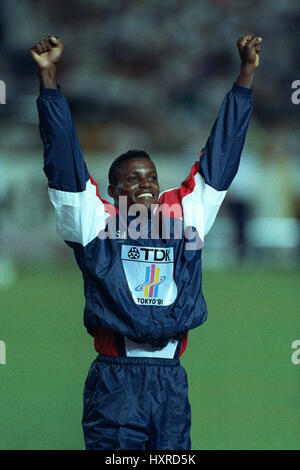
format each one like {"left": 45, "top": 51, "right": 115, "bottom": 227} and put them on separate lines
{"left": 37, "top": 82, "right": 253, "bottom": 449}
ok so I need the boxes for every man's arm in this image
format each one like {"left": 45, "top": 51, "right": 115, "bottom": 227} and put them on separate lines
{"left": 199, "top": 34, "right": 262, "bottom": 191}
{"left": 159, "top": 35, "right": 262, "bottom": 243}
{"left": 190, "top": 34, "right": 262, "bottom": 236}
{"left": 31, "top": 36, "right": 110, "bottom": 246}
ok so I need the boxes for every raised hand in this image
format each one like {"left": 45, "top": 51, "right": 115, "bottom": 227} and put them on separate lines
{"left": 236, "top": 34, "right": 262, "bottom": 88}
{"left": 30, "top": 35, "right": 64, "bottom": 88}
{"left": 237, "top": 34, "right": 262, "bottom": 71}
{"left": 30, "top": 35, "right": 64, "bottom": 70}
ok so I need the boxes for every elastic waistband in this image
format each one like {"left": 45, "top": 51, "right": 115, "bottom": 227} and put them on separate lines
{"left": 96, "top": 353, "right": 180, "bottom": 367}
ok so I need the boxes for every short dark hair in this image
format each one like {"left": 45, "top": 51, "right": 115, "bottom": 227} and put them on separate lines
{"left": 108, "top": 149, "right": 152, "bottom": 185}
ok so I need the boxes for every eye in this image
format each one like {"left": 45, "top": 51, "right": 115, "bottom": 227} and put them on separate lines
{"left": 149, "top": 175, "right": 157, "bottom": 181}
{"left": 129, "top": 176, "right": 137, "bottom": 182}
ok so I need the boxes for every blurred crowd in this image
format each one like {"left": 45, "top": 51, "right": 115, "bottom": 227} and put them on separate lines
{"left": 0, "top": 0, "right": 299, "bottom": 151}
{"left": 0, "top": 0, "right": 299, "bottom": 270}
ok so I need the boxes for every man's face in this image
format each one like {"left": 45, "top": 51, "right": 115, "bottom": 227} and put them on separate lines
{"left": 108, "top": 157, "right": 160, "bottom": 211}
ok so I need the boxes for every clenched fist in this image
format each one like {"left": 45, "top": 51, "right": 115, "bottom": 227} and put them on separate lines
{"left": 236, "top": 34, "right": 262, "bottom": 88}
{"left": 30, "top": 35, "right": 64, "bottom": 69}
{"left": 237, "top": 34, "right": 262, "bottom": 71}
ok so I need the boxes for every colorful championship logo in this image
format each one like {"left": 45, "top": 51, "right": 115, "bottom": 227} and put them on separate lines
{"left": 135, "top": 264, "right": 166, "bottom": 298}
{"left": 121, "top": 245, "right": 177, "bottom": 306}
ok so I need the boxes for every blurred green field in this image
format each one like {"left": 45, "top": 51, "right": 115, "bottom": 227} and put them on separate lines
{"left": 0, "top": 263, "right": 299, "bottom": 450}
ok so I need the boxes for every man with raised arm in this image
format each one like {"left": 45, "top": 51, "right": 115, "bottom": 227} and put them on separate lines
{"left": 31, "top": 33, "right": 262, "bottom": 450}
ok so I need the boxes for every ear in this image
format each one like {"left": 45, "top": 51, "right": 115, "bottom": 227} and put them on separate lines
{"left": 108, "top": 184, "right": 115, "bottom": 199}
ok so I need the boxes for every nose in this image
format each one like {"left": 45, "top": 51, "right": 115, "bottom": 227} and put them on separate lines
{"left": 138, "top": 178, "right": 151, "bottom": 188}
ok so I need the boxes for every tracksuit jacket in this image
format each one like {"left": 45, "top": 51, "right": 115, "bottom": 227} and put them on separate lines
{"left": 37, "top": 82, "right": 253, "bottom": 360}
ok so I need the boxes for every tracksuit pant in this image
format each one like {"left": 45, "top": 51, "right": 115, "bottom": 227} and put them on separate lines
{"left": 82, "top": 354, "right": 191, "bottom": 450}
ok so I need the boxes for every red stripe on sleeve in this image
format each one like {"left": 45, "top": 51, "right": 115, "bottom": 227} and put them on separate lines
{"left": 157, "top": 160, "right": 201, "bottom": 218}
{"left": 89, "top": 173, "right": 118, "bottom": 218}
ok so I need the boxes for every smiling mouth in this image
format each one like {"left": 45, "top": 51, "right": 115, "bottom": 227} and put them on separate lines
{"left": 136, "top": 192, "right": 154, "bottom": 199}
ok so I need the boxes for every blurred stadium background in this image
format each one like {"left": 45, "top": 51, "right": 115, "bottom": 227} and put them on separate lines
{"left": 0, "top": 0, "right": 299, "bottom": 450}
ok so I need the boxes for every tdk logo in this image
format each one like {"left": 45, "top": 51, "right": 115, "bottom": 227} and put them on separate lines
{"left": 125, "top": 246, "right": 172, "bottom": 263}
{"left": 141, "top": 248, "right": 171, "bottom": 261}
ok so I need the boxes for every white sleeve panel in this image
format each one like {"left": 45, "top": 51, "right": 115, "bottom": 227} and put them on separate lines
{"left": 48, "top": 179, "right": 109, "bottom": 246}
{"left": 182, "top": 173, "right": 226, "bottom": 240}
